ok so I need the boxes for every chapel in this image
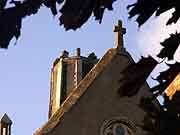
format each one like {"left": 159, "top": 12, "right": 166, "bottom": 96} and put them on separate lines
{"left": 34, "top": 20, "right": 159, "bottom": 135}
{"left": 0, "top": 113, "right": 12, "bottom": 135}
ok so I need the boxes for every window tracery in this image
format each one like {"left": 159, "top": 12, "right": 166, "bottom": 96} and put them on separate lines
{"left": 100, "top": 117, "right": 138, "bottom": 135}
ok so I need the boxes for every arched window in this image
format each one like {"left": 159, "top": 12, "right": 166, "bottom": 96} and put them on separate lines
{"left": 100, "top": 117, "right": 138, "bottom": 135}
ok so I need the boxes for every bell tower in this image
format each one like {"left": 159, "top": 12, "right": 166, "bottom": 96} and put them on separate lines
{"left": 48, "top": 49, "right": 98, "bottom": 118}
{"left": 0, "top": 114, "right": 12, "bottom": 135}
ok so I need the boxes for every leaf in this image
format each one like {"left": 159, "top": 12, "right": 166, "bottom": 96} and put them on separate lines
{"left": 59, "top": 0, "right": 96, "bottom": 30}
{"left": 166, "top": 8, "right": 180, "bottom": 25}
{"left": 128, "top": 0, "right": 180, "bottom": 26}
{"left": 59, "top": 0, "right": 116, "bottom": 30}
{"left": 0, "top": 0, "right": 42, "bottom": 48}
{"left": 118, "top": 56, "right": 158, "bottom": 97}
{"left": 43, "top": 0, "right": 64, "bottom": 16}
{"left": 128, "top": 0, "right": 160, "bottom": 27}
{"left": 0, "top": 0, "right": 116, "bottom": 48}
{"left": 157, "top": 33, "right": 180, "bottom": 60}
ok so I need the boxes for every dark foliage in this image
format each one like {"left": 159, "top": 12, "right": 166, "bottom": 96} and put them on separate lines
{"left": 43, "top": 0, "right": 64, "bottom": 16}
{"left": 118, "top": 56, "right": 158, "bottom": 97}
{"left": 87, "top": 52, "right": 97, "bottom": 61}
{"left": 151, "top": 62, "right": 180, "bottom": 96}
{"left": 159, "top": 110, "right": 180, "bottom": 135}
{"left": 159, "top": 93, "right": 180, "bottom": 135}
{"left": 157, "top": 33, "right": 180, "bottom": 60}
{"left": 128, "top": 2, "right": 180, "bottom": 134}
{"left": 128, "top": 0, "right": 180, "bottom": 27}
{"left": 128, "top": 0, "right": 180, "bottom": 66}
{"left": 164, "top": 92, "right": 180, "bottom": 115}
{"left": 135, "top": 62, "right": 180, "bottom": 135}
{"left": 0, "top": 0, "right": 180, "bottom": 134}
{"left": 0, "top": 0, "right": 42, "bottom": 48}
{"left": 0, "top": 0, "right": 116, "bottom": 48}
{"left": 128, "top": 0, "right": 180, "bottom": 97}
{"left": 59, "top": 0, "right": 116, "bottom": 30}
{"left": 139, "top": 93, "right": 180, "bottom": 135}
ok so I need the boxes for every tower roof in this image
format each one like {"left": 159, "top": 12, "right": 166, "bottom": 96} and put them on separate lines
{"left": 0, "top": 113, "right": 12, "bottom": 125}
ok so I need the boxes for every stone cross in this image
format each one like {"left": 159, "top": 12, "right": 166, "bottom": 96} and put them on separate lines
{"left": 113, "top": 20, "right": 126, "bottom": 50}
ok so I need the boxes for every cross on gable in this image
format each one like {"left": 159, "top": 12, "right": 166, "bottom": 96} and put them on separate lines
{"left": 113, "top": 20, "right": 126, "bottom": 50}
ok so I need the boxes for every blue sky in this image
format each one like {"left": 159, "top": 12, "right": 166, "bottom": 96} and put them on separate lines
{"left": 0, "top": 0, "right": 178, "bottom": 135}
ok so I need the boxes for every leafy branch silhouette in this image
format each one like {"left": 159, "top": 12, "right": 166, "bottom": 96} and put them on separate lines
{"left": 0, "top": 0, "right": 180, "bottom": 134}
{"left": 126, "top": 1, "right": 180, "bottom": 134}
{"left": 127, "top": 0, "right": 180, "bottom": 106}
{"left": 0, "top": 0, "right": 116, "bottom": 48}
